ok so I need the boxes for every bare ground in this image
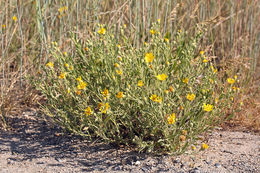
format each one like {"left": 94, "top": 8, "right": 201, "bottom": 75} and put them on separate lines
{"left": 0, "top": 109, "right": 259, "bottom": 173}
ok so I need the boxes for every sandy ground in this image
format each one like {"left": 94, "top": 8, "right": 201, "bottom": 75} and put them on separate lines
{"left": 0, "top": 110, "right": 259, "bottom": 173}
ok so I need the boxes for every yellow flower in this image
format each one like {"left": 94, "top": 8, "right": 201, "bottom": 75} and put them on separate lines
{"left": 209, "top": 79, "right": 214, "bottom": 84}
{"left": 85, "top": 47, "right": 89, "bottom": 51}
{"left": 2, "top": 24, "right": 6, "bottom": 29}
{"left": 203, "top": 103, "right": 213, "bottom": 112}
{"left": 164, "top": 90, "right": 169, "bottom": 94}
{"left": 155, "top": 96, "right": 162, "bottom": 103}
{"left": 137, "top": 80, "right": 143, "bottom": 87}
{"left": 200, "top": 50, "right": 204, "bottom": 55}
{"left": 63, "top": 52, "right": 68, "bottom": 56}
{"left": 180, "top": 105, "right": 184, "bottom": 110}
{"left": 117, "top": 44, "right": 121, "bottom": 48}
{"left": 186, "top": 93, "right": 195, "bottom": 101}
{"left": 192, "top": 146, "right": 196, "bottom": 150}
{"left": 77, "top": 81, "right": 87, "bottom": 90}
{"left": 114, "top": 63, "right": 119, "bottom": 68}
{"left": 46, "top": 62, "right": 54, "bottom": 68}
{"left": 144, "top": 42, "right": 148, "bottom": 46}
{"left": 145, "top": 53, "right": 155, "bottom": 63}
{"left": 183, "top": 78, "right": 189, "bottom": 84}
{"left": 116, "top": 70, "right": 122, "bottom": 75}
{"left": 227, "top": 78, "right": 235, "bottom": 84}
{"left": 98, "top": 27, "right": 106, "bottom": 35}
{"left": 168, "top": 113, "right": 175, "bottom": 125}
{"left": 116, "top": 92, "right": 124, "bottom": 98}
{"left": 12, "top": 16, "right": 17, "bottom": 22}
{"left": 118, "top": 57, "right": 122, "bottom": 61}
{"left": 59, "top": 72, "right": 66, "bottom": 79}
{"left": 58, "top": 7, "right": 64, "bottom": 13}
{"left": 203, "top": 58, "right": 208, "bottom": 63}
{"left": 150, "top": 94, "right": 162, "bottom": 103}
{"left": 201, "top": 143, "right": 209, "bottom": 150}
{"left": 164, "top": 38, "right": 169, "bottom": 42}
{"left": 156, "top": 74, "right": 168, "bottom": 81}
{"left": 150, "top": 29, "right": 156, "bottom": 35}
{"left": 65, "top": 63, "right": 69, "bottom": 68}
{"left": 67, "top": 88, "right": 71, "bottom": 94}
{"left": 150, "top": 94, "right": 158, "bottom": 102}
{"left": 101, "top": 88, "right": 109, "bottom": 98}
{"left": 85, "top": 107, "right": 92, "bottom": 116}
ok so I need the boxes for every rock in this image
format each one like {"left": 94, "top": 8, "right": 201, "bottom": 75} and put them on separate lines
{"left": 189, "top": 167, "right": 200, "bottom": 173}
{"left": 214, "top": 163, "right": 221, "bottom": 168}
{"left": 141, "top": 166, "right": 150, "bottom": 172}
{"left": 173, "top": 158, "right": 181, "bottom": 164}
{"left": 134, "top": 161, "right": 141, "bottom": 166}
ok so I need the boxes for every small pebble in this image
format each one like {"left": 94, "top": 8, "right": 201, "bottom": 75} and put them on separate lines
{"left": 173, "top": 158, "right": 181, "bottom": 164}
{"left": 190, "top": 167, "right": 200, "bottom": 173}
{"left": 134, "top": 161, "right": 141, "bottom": 165}
{"left": 114, "top": 165, "right": 121, "bottom": 171}
{"left": 141, "top": 166, "right": 150, "bottom": 172}
{"left": 214, "top": 163, "right": 221, "bottom": 168}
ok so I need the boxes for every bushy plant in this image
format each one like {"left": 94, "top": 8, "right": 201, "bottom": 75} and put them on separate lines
{"left": 33, "top": 22, "right": 240, "bottom": 154}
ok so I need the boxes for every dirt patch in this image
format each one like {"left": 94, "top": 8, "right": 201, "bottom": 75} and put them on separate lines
{"left": 0, "top": 110, "right": 259, "bottom": 173}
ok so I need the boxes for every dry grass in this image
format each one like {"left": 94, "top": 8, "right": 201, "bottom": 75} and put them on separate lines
{"left": 222, "top": 78, "right": 260, "bottom": 134}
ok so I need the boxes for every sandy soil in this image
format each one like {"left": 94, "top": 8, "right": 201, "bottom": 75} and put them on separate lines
{"left": 0, "top": 110, "right": 259, "bottom": 173}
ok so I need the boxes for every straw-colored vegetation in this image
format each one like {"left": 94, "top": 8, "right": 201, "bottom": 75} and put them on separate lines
{"left": 1, "top": 0, "right": 260, "bottom": 152}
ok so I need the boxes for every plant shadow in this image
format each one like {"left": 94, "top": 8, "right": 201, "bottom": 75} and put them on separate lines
{"left": 0, "top": 110, "right": 169, "bottom": 172}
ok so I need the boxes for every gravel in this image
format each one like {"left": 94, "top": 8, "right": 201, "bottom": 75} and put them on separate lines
{"left": 0, "top": 110, "right": 259, "bottom": 173}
